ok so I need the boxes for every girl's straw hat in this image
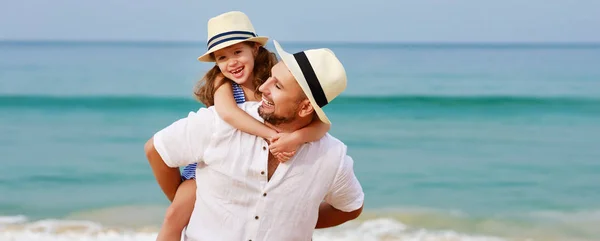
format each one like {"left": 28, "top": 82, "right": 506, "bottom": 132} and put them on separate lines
{"left": 197, "top": 11, "right": 268, "bottom": 62}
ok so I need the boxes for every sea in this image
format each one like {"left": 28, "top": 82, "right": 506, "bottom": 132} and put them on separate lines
{"left": 0, "top": 41, "right": 599, "bottom": 241}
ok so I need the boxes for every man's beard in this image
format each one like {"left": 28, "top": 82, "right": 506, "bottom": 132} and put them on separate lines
{"left": 258, "top": 105, "right": 297, "bottom": 126}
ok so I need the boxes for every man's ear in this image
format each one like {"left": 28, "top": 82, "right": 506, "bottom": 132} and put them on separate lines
{"left": 298, "top": 99, "right": 315, "bottom": 118}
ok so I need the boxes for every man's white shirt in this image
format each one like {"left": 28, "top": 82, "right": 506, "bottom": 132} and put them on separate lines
{"left": 153, "top": 102, "right": 364, "bottom": 241}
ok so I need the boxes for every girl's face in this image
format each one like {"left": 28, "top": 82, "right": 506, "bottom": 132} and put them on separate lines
{"left": 213, "top": 42, "right": 259, "bottom": 86}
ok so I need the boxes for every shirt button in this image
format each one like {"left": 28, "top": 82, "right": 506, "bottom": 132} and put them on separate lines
{"left": 260, "top": 171, "right": 265, "bottom": 175}
{"left": 262, "top": 146, "right": 266, "bottom": 150}
{"left": 255, "top": 216, "right": 259, "bottom": 220}
{"left": 263, "top": 193, "right": 267, "bottom": 197}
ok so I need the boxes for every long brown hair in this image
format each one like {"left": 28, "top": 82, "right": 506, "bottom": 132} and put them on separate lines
{"left": 194, "top": 42, "right": 277, "bottom": 107}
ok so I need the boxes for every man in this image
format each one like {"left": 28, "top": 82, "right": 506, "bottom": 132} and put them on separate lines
{"left": 144, "top": 40, "right": 364, "bottom": 241}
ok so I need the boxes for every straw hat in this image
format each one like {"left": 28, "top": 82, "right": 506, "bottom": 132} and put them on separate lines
{"left": 197, "top": 11, "right": 268, "bottom": 62}
{"left": 272, "top": 40, "right": 347, "bottom": 124}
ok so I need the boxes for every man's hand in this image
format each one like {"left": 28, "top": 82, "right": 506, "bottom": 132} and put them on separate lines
{"left": 315, "top": 202, "right": 363, "bottom": 229}
{"left": 145, "top": 137, "right": 182, "bottom": 202}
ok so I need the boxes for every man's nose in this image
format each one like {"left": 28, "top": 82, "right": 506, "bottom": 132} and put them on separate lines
{"left": 258, "top": 78, "right": 271, "bottom": 93}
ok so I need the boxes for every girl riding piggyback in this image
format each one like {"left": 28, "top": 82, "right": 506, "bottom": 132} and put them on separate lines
{"left": 154, "top": 11, "right": 330, "bottom": 241}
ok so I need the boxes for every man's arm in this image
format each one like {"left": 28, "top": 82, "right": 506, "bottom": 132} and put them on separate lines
{"left": 316, "top": 153, "right": 365, "bottom": 229}
{"left": 315, "top": 202, "right": 363, "bottom": 229}
{"left": 145, "top": 137, "right": 182, "bottom": 202}
{"left": 145, "top": 108, "right": 216, "bottom": 202}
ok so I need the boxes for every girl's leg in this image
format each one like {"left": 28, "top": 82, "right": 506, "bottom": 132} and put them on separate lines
{"left": 156, "top": 179, "right": 196, "bottom": 241}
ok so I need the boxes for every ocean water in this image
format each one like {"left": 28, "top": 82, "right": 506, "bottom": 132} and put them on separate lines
{"left": 1, "top": 41, "right": 599, "bottom": 241}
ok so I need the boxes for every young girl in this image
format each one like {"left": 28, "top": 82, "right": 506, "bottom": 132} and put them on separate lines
{"left": 155, "top": 11, "right": 330, "bottom": 241}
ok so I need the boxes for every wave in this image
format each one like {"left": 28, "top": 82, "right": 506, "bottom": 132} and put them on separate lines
{"left": 3, "top": 207, "right": 600, "bottom": 241}
{"left": 0, "top": 215, "right": 506, "bottom": 241}
{"left": 1, "top": 94, "right": 598, "bottom": 111}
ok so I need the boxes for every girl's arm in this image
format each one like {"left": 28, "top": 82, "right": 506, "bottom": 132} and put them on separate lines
{"left": 213, "top": 78, "right": 278, "bottom": 140}
{"left": 269, "top": 117, "right": 330, "bottom": 155}
{"left": 294, "top": 117, "right": 331, "bottom": 143}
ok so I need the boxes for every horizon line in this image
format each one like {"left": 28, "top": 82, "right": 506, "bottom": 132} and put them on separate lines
{"left": 1, "top": 39, "right": 600, "bottom": 45}
{"left": 2, "top": 40, "right": 600, "bottom": 49}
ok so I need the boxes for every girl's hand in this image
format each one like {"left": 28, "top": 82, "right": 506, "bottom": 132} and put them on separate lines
{"left": 269, "top": 133, "right": 301, "bottom": 162}
{"left": 269, "top": 132, "right": 301, "bottom": 154}
{"left": 274, "top": 151, "right": 296, "bottom": 163}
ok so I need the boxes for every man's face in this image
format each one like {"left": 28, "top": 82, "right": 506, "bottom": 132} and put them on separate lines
{"left": 258, "top": 61, "right": 306, "bottom": 125}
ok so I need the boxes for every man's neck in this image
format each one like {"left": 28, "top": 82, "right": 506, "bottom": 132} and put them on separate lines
{"left": 264, "top": 116, "right": 312, "bottom": 134}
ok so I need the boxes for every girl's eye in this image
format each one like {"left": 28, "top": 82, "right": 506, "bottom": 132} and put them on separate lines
{"left": 275, "top": 84, "right": 281, "bottom": 89}
{"left": 235, "top": 51, "right": 242, "bottom": 55}
{"left": 217, "top": 56, "right": 225, "bottom": 61}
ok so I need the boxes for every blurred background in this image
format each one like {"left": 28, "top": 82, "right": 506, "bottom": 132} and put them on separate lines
{"left": 1, "top": 1, "right": 599, "bottom": 240}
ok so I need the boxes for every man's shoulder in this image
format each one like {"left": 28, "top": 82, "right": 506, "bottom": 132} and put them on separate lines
{"left": 236, "top": 101, "right": 262, "bottom": 119}
{"left": 299, "top": 134, "right": 351, "bottom": 179}
{"left": 200, "top": 101, "right": 260, "bottom": 113}
{"left": 203, "top": 101, "right": 262, "bottom": 132}
{"left": 319, "top": 133, "right": 346, "bottom": 149}
{"left": 304, "top": 133, "right": 348, "bottom": 159}
{"left": 198, "top": 101, "right": 262, "bottom": 123}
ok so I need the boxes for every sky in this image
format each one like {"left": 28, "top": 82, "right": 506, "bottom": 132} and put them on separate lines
{"left": 1, "top": 0, "right": 599, "bottom": 43}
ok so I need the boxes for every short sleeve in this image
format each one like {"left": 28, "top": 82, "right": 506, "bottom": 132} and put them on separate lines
{"left": 324, "top": 155, "right": 364, "bottom": 212}
{"left": 153, "top": 107, "right": 216, "bottom": 168}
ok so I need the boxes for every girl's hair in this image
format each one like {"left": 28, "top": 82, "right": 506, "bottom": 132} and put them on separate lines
{"left": 194, "top": 42, "right": 278, "bottom": 107}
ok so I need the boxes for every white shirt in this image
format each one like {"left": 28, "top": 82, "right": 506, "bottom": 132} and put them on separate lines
{"left": 153, "top": 102, "right": 364, "bottom": 241}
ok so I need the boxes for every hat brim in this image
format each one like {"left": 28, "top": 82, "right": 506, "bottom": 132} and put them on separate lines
{"left": 273, "top": 40, "right": 331, "bottom": 125}
{"left": 197, "top": 36, "right": 269, "bottom": 62}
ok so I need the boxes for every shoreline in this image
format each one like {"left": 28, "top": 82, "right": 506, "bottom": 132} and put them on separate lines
{"left": 2, "top": 205, "right": 599, "bottom": 241}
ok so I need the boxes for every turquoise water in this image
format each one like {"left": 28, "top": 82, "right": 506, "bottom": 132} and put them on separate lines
{"left": 1, "top": 41, "right": 600, "bottom": 241}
